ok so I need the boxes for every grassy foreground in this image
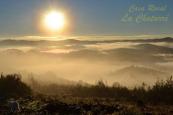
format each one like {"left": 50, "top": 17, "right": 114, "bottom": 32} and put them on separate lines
{"left": 0, "top": 74, "right": 173, "bottom": 114}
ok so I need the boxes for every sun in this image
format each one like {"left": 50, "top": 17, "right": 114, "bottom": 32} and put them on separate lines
{"left": 44, "top": 11, "right": 65, "bottom": 31}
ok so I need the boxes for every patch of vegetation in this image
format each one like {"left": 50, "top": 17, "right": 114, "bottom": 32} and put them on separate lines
{"left": 30, "top": 76, "right": 173, "bottom": 105}
{"left": 0, "top": 74, "right": 173, "bottom": 114}
{"left": 0, "top": 74, "right": 31, "bottom": 98}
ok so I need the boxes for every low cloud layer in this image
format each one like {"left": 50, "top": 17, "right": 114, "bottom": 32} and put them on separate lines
{"left": 0, "top": 37, "right": 173, "bottom": 87}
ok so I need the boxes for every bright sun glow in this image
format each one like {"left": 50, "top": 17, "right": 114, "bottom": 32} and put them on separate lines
{"left": 44, "top": 11, "right": 65, "bottom": 31}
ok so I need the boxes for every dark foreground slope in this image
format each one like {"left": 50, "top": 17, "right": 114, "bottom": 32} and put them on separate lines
{"left": 0, "top": 74, "right": 173, "bottom": 115}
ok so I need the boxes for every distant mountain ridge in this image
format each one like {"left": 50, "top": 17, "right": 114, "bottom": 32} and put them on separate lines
{"left": 1, "top": 42, "right": 173, "bottom": 64}
{"left": 114, "top": 65, "right": 168, "bottom": 76}
{"left": 109, "top": 65, "right": 170, "bottom": 86}
{"left": 0, "top": 37, "right": 173, "bottom": 46}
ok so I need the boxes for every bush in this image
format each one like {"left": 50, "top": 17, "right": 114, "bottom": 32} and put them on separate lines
{"left": 147, "top": 76, "right": 173, "bottom": 104}
{"left": 0, "top": 74, "right": 31, "bottom": 98}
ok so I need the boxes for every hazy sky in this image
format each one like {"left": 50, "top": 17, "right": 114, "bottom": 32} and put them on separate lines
{"left": 0, "top": 0, "right": 172, "bottom": 38}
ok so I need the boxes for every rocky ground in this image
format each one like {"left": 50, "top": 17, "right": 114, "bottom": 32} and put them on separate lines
{"left": 0, "top": 96, "right": 173, "bottom": 115}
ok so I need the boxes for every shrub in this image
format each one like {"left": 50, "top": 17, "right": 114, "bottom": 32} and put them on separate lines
{"left": 0, "top": 74, "right": 31, "bottom": 98}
